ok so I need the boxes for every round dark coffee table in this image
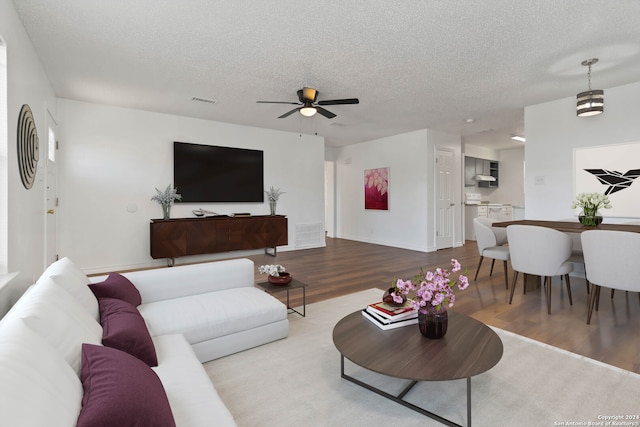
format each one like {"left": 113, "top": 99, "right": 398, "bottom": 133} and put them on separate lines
{"left": 332, "top": 310, "right": 503, "bottom": 427}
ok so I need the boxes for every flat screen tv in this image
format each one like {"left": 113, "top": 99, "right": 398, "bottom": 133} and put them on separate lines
{"left": 173, "top": 142, "right": 264, "bottom": 203}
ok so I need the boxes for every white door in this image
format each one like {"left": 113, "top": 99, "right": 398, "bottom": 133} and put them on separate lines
{"left": 44, "top": 110, "right": 58, "bottom": 267}
{"left": 436, "top": 148, "right": 454, "bottom": 250}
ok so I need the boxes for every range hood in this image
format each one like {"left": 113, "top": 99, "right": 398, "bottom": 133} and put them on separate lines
{"left": 474, "top": 175, "right": 496, "bottom": 182}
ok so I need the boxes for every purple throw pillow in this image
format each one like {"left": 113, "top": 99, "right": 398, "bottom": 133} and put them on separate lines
{"left": 89, "top": 272, "right": 142, "bottom": 306}
{"left": 77, "top": 344, "right": 175, "bottom": 427}
{"left": 99, "top": 297, "right": 158, "bottom": 367}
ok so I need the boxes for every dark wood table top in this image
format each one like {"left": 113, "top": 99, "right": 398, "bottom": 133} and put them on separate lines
{"left": 332, "top": 310, "right": 503, "bottom": 381}
{"left": 492, "top": 219, "right": 640, "bottom": 234}
{"left": 255, "top": 278, "right": 307, "bottom": 293}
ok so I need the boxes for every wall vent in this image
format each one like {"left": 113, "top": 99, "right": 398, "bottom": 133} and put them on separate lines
{"left": 191, "top": 96, "right": 217, "bottom": 105}
{"left": 294, "top": 223, "right": 324, "bottom": 249}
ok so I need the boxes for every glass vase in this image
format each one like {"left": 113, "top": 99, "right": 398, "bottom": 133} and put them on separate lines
{"left": 579, "top": 208, "right": 602, "bottom": 226}
{"left": 162, "top": 204, "right": 171, "bottom": 220}
{"left": 269, "top": 201, "right": 277, "bottom": 216}
{"left": 418, "top": 305, "right": 448, "bottom": 339}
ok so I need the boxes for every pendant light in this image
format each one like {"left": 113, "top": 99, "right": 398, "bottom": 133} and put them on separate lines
{"left": 577, "top": 58, "right": 604, "bottom": 117}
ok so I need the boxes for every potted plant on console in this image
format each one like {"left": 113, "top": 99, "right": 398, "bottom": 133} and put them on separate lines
{"left": 151, "top": 185, "right": 182, "bottom": 220}
{"left": 265, "top": 186, "right": 284, "bottom": 216}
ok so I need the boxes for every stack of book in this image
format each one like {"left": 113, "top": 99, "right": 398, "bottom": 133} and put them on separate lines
{"left": 361, "top": 301, "right": 417, "bottom": 330}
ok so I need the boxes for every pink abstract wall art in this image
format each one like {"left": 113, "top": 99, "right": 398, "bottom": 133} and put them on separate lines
{"left": 364, "top": 167, "right": 389, "bottom": 210}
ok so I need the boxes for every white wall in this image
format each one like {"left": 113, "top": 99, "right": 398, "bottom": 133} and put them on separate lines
{"left": 335, "top": 128, "right": 462, "bottom": 252}
{"left": 525, "top": 81, "right": 640, "bottom": 221}
{"left": 57, "top": 99, "right": 325, "bottom": 273}
{"left": 492, "top": 148, "right": 525, "bottom": 206}
{"left": 1, "top": 0, "right": 56, "bottom": 295}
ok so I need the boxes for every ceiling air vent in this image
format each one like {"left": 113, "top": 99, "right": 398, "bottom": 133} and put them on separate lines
{"left": 191, "top": 97, "right": 217, "bottom": 105}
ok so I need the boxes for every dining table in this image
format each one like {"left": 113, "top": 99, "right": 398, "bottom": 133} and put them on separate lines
{"left": 491, "top": 219, "right": 640, "bottom": 233}
{"left": 491, "top": 219, "right": 640, "bottom": 291}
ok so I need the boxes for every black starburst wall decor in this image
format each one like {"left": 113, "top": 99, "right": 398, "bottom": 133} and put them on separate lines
{"left": 584, "top": 169, "right": 640, "bottom": 195}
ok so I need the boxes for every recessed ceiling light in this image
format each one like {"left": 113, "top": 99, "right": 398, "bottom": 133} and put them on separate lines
{"left": 511, "top": 136, "right": 526, "bottom": 142}
{"left": 465, "top": 118, "right": 475, "bottom": 123}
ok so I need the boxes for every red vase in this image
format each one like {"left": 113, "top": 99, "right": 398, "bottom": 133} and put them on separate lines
{"left": 268, "top": 272, "right": 292, "bottom": 285}
{"left": 418, "top": 305, "right": 448, "bottom": 339}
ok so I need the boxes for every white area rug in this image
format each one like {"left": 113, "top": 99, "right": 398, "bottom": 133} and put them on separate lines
{"left": 204, "top": 289, "right": 640, "bottom": 427}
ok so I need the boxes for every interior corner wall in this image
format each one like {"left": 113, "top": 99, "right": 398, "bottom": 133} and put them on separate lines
{"left": 524, "top": 80, "right": 640, "bottom": 221}
{"left": 335, "top": 129, "right": 430, "bottom": 251}
{"left": 1, "top": 0, "right": 57, "bottom": 293}
{"left": 334, "top": 129, "right": 462, "bottom": 252}
{"left": 56, "top": 99, "right": 325, "bottom": 273}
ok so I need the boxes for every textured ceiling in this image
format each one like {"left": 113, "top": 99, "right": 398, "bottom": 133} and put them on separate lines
{"left": 12, "top": 1, "right": 640, "bottom": 149}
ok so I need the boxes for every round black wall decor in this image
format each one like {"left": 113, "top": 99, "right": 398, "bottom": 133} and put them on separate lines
{"left": 17, "top": 104, "right": 39, "bottom": 189}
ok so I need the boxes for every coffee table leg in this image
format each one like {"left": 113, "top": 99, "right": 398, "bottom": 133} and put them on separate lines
{"left": 340, "top": 354, "right": 469, "bottom": 427}
{"left": 467, "top": 377, "right": 471, "bottom": 427}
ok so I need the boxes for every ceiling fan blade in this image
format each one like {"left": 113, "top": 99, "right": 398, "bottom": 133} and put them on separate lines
{"left": 317, "top": 98, "right": 359, "bottom": 105}
{"left": 315, "top": 106, "right": 337, "bottom": 119}
{"left": 278, "top": 108, "right": 300, "bottom": 118}
{"left": 257, "top": 101, "right": 300, "bottom": 105}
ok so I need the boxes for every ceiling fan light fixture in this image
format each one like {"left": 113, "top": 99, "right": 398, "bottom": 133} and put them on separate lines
{"left": 577, "top": 58, "right": 604, "bottom": 117}
{"left": 302, "top": 87, "right": 317, "bottom": 102}
{"left": 300, "top": 105, "right": 317, "bottom": 117}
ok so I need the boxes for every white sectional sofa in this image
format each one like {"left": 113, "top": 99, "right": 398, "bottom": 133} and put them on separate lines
{"left": 0, "top": 257, "right": 289, "bottom": 427}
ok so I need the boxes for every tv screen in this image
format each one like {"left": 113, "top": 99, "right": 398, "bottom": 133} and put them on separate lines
{"left": 173, "top": 142, "right": 264, "bottom": 203}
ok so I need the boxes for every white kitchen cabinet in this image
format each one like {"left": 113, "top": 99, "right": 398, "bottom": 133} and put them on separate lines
{"left": 487, "top": 205, "right": 513, "bottom": 221}
{"left": 464, "top": 205, "right": 488, "bottom": 240}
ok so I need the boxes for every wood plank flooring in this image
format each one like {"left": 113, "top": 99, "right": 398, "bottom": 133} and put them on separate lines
{"left": 246, "top": 238, "right": 640, "bottom": 374}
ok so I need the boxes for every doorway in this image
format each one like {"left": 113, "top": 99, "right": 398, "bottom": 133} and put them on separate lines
{"left": 44, "top": 108, "right": 58, "bottom": 268}
{"left": 435, "top": 148, "right": 454, "bottom": 249}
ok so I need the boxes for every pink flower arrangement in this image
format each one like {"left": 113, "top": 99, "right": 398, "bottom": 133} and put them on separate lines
{"left": 391, "top": 259, "right": 469, "bottom": 312}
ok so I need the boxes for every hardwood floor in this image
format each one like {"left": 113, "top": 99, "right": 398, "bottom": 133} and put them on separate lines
{"left": 246, "top": 238, "right": 640, "bottom": 374}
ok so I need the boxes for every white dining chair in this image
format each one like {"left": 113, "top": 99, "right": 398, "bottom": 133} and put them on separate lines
{"left": 581, "top": 230, "right": 640, "bottom": 324}
{"left": 607, "top": 221, "right": 640, "bottom": 300}
{"left": 506, "top": 225, "right": 574, "bottom": 314}
{"left": 473, "top": 218, "right": 510, "bottom": 289}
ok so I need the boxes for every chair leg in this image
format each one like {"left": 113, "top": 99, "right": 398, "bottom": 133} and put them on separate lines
{"left": 545, "top": 276, "right": 552, "bottom": 314}
{"left": 585, "top": 279, "right": 590, "bottom": 295}
{"left": 474, "top": 256, "right": 484, "bottom": 281}
{"left": 502, "top": 260, "right": 509, "bottom": 289}
{"left": 508, "top": 271, "right": 519, "bottom": 304}
{"left": 564, "top": 274, "right": 573, "bottom": 305}
{"left": 523, "top": 273, "right": 527, "bottom": 295}
{"left": 489, "top": 259, "right": 495, "bottom": 276}
{"left": 587, "top": 285, "right": 600, "bottom": 324}
{"left": 611, "top": 288, "right": 615, "bottom": 299}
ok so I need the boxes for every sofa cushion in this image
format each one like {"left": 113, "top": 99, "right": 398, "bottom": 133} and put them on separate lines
{"left": 99, "top": 297, "right": 157, "bottom": 366}
{"left": 11, "top": 277, "right": 103, "bottom": 375}
{"left": 90, "top": 272, "right": 142, "bottom": 306}
{"left": 77, "top": 344, "right": 176, "bottom": 427}
{"left": 39, "top": 257, "right": 99, "bottom": 320}
{"left": 139, "top": 287, "right": 286, "bottom": 344}
{"left": 0, "top": 318, "right": 83, "bottom": 427}
{"left": 152, "top": 334, "right": 237, "bottom": 427}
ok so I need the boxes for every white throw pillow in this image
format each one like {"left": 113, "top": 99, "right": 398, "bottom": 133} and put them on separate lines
{"left": 38, "top": 257, "right": 99, "bottom": 320}
{"left": 13, "top": 277, "right": 103, "bottom": 375}
{"left": 0, "top": 318, "right": 83, "bottom": 427}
